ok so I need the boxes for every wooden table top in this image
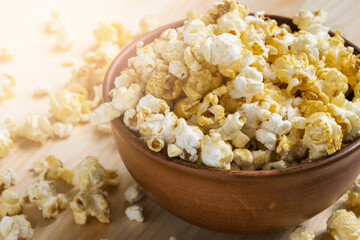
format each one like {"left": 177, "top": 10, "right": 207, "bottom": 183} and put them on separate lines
{"left": 1, "top": 0, "right": 360, "bottom": 239}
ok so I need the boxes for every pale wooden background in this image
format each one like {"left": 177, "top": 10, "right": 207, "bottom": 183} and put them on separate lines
{"left": 1, "top": 0, "right": 360, "bottom": 239}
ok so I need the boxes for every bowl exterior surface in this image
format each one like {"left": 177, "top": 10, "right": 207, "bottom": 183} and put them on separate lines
{"left": 104, "top": 17, "right": 360, "bottom": 233}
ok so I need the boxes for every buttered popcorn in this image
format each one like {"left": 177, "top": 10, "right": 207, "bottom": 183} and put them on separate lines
{"left": 93, "top": 0, "right": 360, "bottom": 170}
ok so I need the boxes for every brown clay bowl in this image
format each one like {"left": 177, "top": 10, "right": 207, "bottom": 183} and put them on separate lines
{"left": 103, "top": 15, "right": 360, "bottom": 233}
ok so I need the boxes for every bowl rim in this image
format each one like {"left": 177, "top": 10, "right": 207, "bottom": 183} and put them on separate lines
{"left": 103, "top": 15, "right": 360, "bottom": 178}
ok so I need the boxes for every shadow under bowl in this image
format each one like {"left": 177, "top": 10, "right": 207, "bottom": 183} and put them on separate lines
{"left": 103, "top": 15, "right": 360, "bottom": 233}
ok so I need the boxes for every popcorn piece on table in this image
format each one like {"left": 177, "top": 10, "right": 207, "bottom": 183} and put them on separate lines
{"left": 0, "top": 74, "right": 15, "bottom": 102}
{"left": 69, "top": 189, "right": 110, "bottom": 224}
{"left": 327, "top": 209, "right": 360, "bottom": 240}
{"left": 0, "top": 190, "right": 25, "bottom": 217}
{"left": 124, "top": 184, "right": 144, "bottom": 204}
{"left": 52, "top": 122, "right": 73, "bottom": 138}
{"left": 56, "top": 29, "right": 75, "bottom": 51}
{"left": 289, "top": 226, "right": 314, "bottom": 240}
{"left": 33, "top": 155, "right": 73, "bottom": 184}
{"left": 45, "top": 10, "right": 65, "bottom": 34}
{"left": 0, "top": 48, "right": 15, "bottom": 62}
{"left": 0, "top": 169, "right": 17, "bottom": 190}
{"left": 0, "top": 119, "right": 18, "bottom": 158}
{"left": 33, "top": 82, "right": 51, "bottom": 98}
{"left": 20, "top": 115, "right": 53, "bottom": 144}
{"left": 26, "top": 180, "right": 67, "bottom": 219}
{"left": 201, "top": 132, "right": 234, "bottom": 170}
{"left": 93, "top": 22, "right": 132, "bottom": 46}
{"left": 125, "top": 205, "right": 144, "bottom": 222}
{"left": 139, "top": 15, "right": 161, "bottom": 34}
{"left": 347, "top": 175, "right": 360, "bottom": 208}
{"left": 72, "top": 156, "right": 121, "bottom": 190}
{"left": 50, "top": 89, "right": 91, "bottom": 125}
{"left": 0, "top": 215, "right": 34, "bottom": 240}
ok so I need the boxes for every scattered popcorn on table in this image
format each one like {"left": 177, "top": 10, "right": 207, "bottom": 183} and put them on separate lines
{"left": 26, "top": 180, "right": 68, "bottom": 219}
{"left": 0, "top": 48, "right": 15, "bottom": 62}
{"left": 0, "top": 190, "right": 25, "bottom": 217}
{"left": 91, "top": 0, "right": 360, "bottom": 170}
{"left": 56, "top": 29, "right": 75, "bottom": 51}
{"left": 50, "top": 89, "right": 91, "bottom": 125}
{"left": 20, "top": 115, "right": 53, "bottom": 144}
{"left": 347, "top": 175, "right": 360, "bottom": 208}
{"left": 33, "top": 155, "right": 73, "bottom": 185}
{"left": 139, "top": 15, "right": 161, "bottom": 34}
{"left": 69, "top": 189, "right": 110, "bottom": 224}
{"left": 124, "top": 184, "right": 144, "bottom": 204}
{"left": 0, "top": 215, "right": 33, "bottom": 240}
{"left": 0, "top": 169, "right": 17, "bottom": 190}
{"left": 0, "top": 119, "right": 18, "bottom": 158}
{"left": 45, "top": 10, "right": 65, "bottom": 34}
{"left": 0, "top": 74, "right": 15, "bottom": 102}
{"left": 33, "top": 82, "right": 51, "bottom": 98}
{"left": 72, "top": 156, "right": 121, "bottom": 190}
{"left": 52, "top": 122, "right": 73, "bottom": 138}
{"left": 125, "top": 205, "right": 144, "bottom": 222}
{"left": 289, "top": 226, "right": 315, "bottom": 240}
{"left": 327, "top": 209, "right": 360, "bottom": 240}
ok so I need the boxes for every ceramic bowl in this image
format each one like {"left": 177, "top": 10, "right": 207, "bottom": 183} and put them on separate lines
{"left": 103, "top": 15, "right": 360, "bottom": 233}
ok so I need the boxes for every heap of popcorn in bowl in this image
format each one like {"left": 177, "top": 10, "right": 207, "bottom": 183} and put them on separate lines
{"left": 92, "top": 0, "right": 360, "bottom": 171}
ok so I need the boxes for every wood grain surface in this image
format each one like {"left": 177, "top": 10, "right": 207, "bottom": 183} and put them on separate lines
{"left": 1, "top": 0, "right": 360, "bottom": 239}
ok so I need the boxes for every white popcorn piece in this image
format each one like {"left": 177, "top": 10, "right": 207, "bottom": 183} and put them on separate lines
{"left": 50, "top": 89, "right": 91, "bottom": 125}
{"left": 289, "top": 226, "right": 315, "bottom": 240}
{"left": 0, "top": 169, "right": 17, "bottom": 190}
{"left": 169, "top": 61, "right": 188, "bottom": 80}
{"left": 111, "top": 84, "right": 143, "bottom": 113}
{"left": 0, "top": 48, "right": 15, "bottom": 62}
{"left": 238, "top": 102, "right": 271, "bottom": 138}
{"left": 201, "top": 132, "right": 234, "bottom": 169}
{"left": 72, "top": 156, "right": 121, "bottom": 190}
{"left": 123, "top": 109, "right": 139, "bottom": 131}
{"left": 26, "top": 180, "right": 68, "bottom": 219}
{"left": 33, "top": 82, "right": 51, "bottom": 98}
{"left": 0, "top": 215, "right": 34, "bottom": 240}
{"left": 347, "top": 176, "right": 360, "bottom": 208}
{"left": 0, "top": 190, "right": 25, "bottom": 217}
{"left": 52, "top": 122, "right": 73, "bottom": 138}
{"left": 293, "top": 9, "right": 328, "bottom": 31}
{"left": 183, "top": 19, "right": 207, "bottom": 46}
{"left": 91, "top": 102, "right": 121, "bottom": 125}
{"left": 125, "top": 205, "right": 144, "bottom": 222}
{"left": 218, "top": 12, "right": 247, "bottom": 36}
{"left": 0, "top": 119, "right": 17, "bottom": 158}
{"left": 255, "top": 129, "right": 277, "bottom": 151}
{"left": 227, "top": 66, "right": 264, "bottom": 99}
{"left": 327, "top": 209, "right": 360, "bottom": 240}
{"left": 200, "top": 33, "right": 242, "bottom": 67}
{"left": 184, "top": 46, "right": 202, "bottom": 72}
{"left": 21, "top": 115, "right": 53, "bottom": 144}
{"left": 153, "top": 29, "right": 186, "bottom": 63}
{"left": 139, "top": 15, "right": 161, "bottom": 34}
{"left": 124, "top": 184, "right": 144, "bottom": 204}
{"left": 136, "top": 94, "right": 170, "bottom": 114}
{"left": 215, "top": 112, "right": 250, "bottom": 148}
{"left": 0, "top": 74, "right": 15, "bottom": 102}
{"left": 70, "top": 190, "right": 110, "bottom": 224}
{"left": 172, "top": 119, "right": 203, "bottom": 162}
